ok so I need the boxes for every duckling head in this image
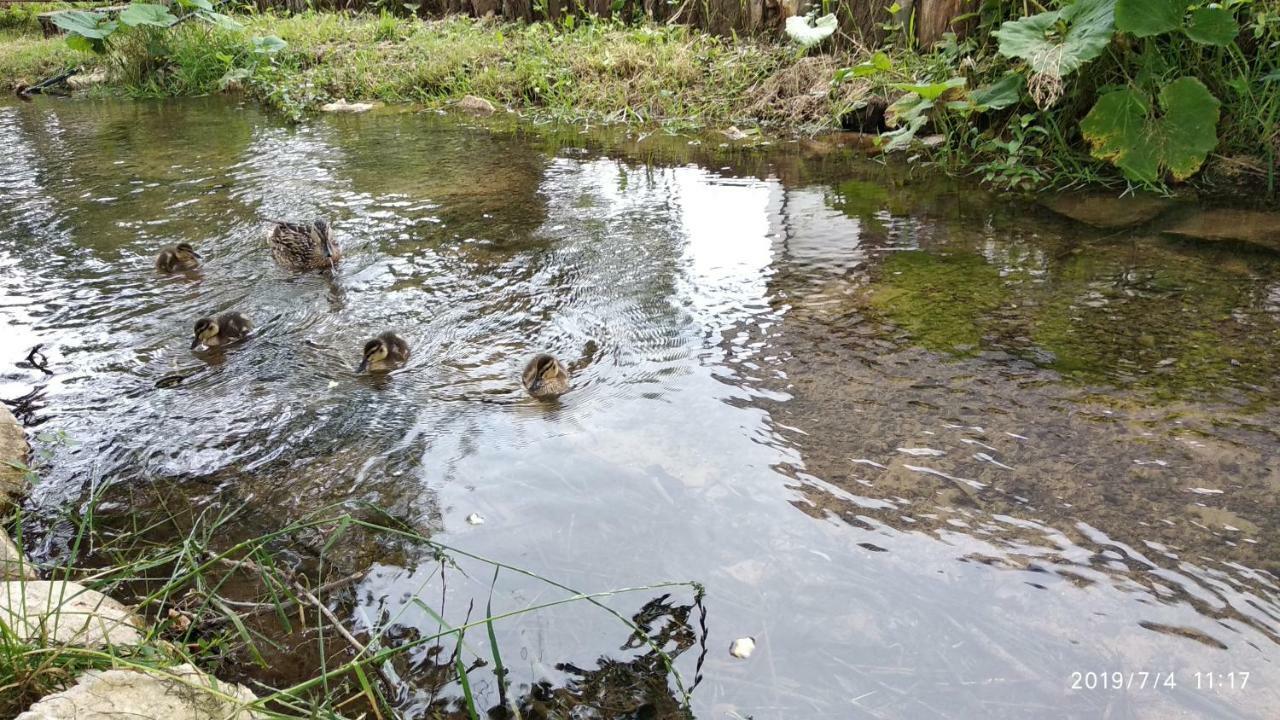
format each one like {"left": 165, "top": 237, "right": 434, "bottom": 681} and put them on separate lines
{"left": 357, "top": 338, "right": 389, "bottom": 373}
{"left": 191, "top": 316, "right": 219, "bottom": 350}
{"left": 175, "top": 243, "right": 201, "bottom": 263}
{"left": 524, "top": 355, "right": 564, "bottom": 394}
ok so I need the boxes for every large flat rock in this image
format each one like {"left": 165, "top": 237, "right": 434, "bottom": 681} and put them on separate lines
{"left": 0, "top": 405, "right": 28, "bottom": 506}
{"left": 0, "top": 581, "right": 142, "bottom": 646}
{"left": 1042, "top": 192, "right": 1172, "bottom": 229}
{"left": 0, "top": 526, "right": 36, "bottom": 580}
{"left": 17, "top": 663, "right": 262, "bottom": 719}
{"left": 1162, "top": 208, "right": 1280, "bottom": 251}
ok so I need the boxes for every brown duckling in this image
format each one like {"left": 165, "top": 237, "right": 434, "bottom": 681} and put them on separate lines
{"left": 191, "top": 312, "right": 253, "bottom": 350}
{"left": 156, "top": 243, "right": 201, "bottom": 272}
{"left": 268, "top": 218, "right": 341, "bottom": 271}
{"left": 357, "top": 332, "right": 410, "bottom": 373}
{"left": 521, "top": 354, "right": 570, "bottom": 400}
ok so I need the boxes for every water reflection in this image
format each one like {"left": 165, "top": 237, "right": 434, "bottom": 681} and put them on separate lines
{"left": 1, "top": 98, "right": 1279, "bottom": 718}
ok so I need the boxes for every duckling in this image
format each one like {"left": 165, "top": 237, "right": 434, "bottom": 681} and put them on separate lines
{"left": 155, "top": 243, "right": 201, "bottom": 272}
{"left": 521, "top": 354, "right": 570, "bottom": 400}
{"left": 357, "top": 332, "right": 410, "bottom": 373}
{"left": 191, "top": 312, "right": 253, "bottom": 350}
{"left": 268, "top": 218, "right": 341, "bottom": 271}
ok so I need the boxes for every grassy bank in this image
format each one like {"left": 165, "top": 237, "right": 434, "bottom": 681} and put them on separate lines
{"left": 2, "top": 11, "right": 865, "bottom": 132}
{"left": 2, "top": 4, "right": 1276, "bottom": 192}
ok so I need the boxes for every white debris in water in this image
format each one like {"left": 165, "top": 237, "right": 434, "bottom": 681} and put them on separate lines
{"left": 1134, "top": 459, "right": 1169, "bottom": 467}
{"left": 961, "top": 438, "right": 999, "bottom": 452}
{"left": 327, "top": 380, "right": 339, "bottom": 389}
{"left": 903, "top": 464, "right": 986, "bottom": 490}
{"left": 921, "top": 430, "right": 936, "bottom": 436}
{"left": 1244, "top": 538, "right": 1259, "bottom": 544}
{"left": 973, "top": 452, "right": 1013, "bottom": 470}
{"left": 1224, "top": 525, "right": 1240, "bottom": 532}
{"left": 1187, "top": 487, "right": 1224, "bottom": 495}
{"left": 465, "top": 513, "right": 486, "bottom": 525}
{"left": 850, "top": 458, "right": 887, "bottom": 469}
{"left": 729, "top": 637, "right": 756, "bottom": 659}
{"left": 897, "top": 448, "right": 945, "bottom": 457}
{"left": 1005, "top": 432, "right": 1029, "bottom": 440}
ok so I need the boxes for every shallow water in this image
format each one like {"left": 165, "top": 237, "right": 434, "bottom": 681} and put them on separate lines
{"left": 2, "top": 97, "right": 1280, "bottom": 719}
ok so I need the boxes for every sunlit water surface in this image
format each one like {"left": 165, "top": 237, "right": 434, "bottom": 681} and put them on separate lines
{"left": 2, "top": 97, "right": 1280, "bottom": 719}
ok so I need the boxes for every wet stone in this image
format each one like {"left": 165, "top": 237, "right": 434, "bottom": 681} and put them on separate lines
{"left": 1041, "top": 192, "right": 1172, "bottom": 229}
{"left": 16, "top": 664, "right": 262, "bottom": 720}
{"left": 1162, "top": 209, "right": 1280, "bottom": 251}
{"left": 0, "top": 581, "right": 143, "bottom": 646}
{"left": 0, "top": 526, "right": 36, "bottom": 580}
{"left": 0, "top": 405, "right": 28, "bottom": 506}
{"left": 456, "top": 94, "right": 496, "bottom": 116}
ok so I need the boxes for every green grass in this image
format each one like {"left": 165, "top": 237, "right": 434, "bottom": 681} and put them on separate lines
{"left": 1, "top": 482, "right": 705, "bottom": 718}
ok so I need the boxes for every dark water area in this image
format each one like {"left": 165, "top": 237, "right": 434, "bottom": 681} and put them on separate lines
{"left": 2, "top": 97, "right": 1279, "bottom": 719}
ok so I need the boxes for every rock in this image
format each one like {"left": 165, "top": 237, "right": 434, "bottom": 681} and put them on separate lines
{"left": 0, "top": 581, "right": 142, "bottom": 646}
{"left": 16, "top": 664, "right": 262, "bottom": 719}
{"left": 729, "top": 636, "right": 756, "bottom": 658}
{"left": 919, "top": 134, "right": 945, "bottom": 147}
{"left": 319, "top": 99, "right": 375, "bottom": 113}
{"left": 0, "top": 406, "right": 28, "bottom": 507}
{"left": 1041, "top": 192, "right": 1172, "bottom": 229}
{"left": 1162, "top": 209, "right": 1280, "bottom": 252}
{"left": 721, "top": 126, "right": 750, "bottom": 141}
{"left": 465, "top": 512, "right": 485, "bottom": 525}
{"left": 0, "top": 526, "right": 36, "bottom": 580}
{"left": 66, "top": 69, "right": 108, "bottom": 91}
{"left": 455, "top": 95, "right": 496, "bottom": 116}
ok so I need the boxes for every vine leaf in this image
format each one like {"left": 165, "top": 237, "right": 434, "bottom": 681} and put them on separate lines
{"left": 1081, "top": 77, "right": 1221, "bottom": 184}
{"left": 993, "top": 0, "right": 1115, "bottom": 77}
{"left": 1115, "top": 0, "right": 1181, "bottom": 37}
{"left": 1184, "top": 7, "right": 1238, "bottom": 46}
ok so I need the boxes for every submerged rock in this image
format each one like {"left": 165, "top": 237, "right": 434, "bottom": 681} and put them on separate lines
{"left": 16, "top": 664, "right": 261, "bottom": 720}
{"left": 0, "top": 526, "right": 35, "bottom": 580}
{"left": 0, "top": 581, "right": 142, "bottom": 646}
{"left": 456, "top": 95, "right": 496, "bottom": 116}
{"left": 1162, "top": 209, "right": 1280, "bottom": 251}
{"left": 0, "top": 406, "right": 27, "bottom": 506}
{"left": 1042, "top": 192, "right": 1172, "bottom": 229}
{"left": 319, "top": 99, "right": 375, "bottom": 113}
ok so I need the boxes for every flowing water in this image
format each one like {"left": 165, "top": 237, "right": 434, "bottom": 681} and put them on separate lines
{"left": 2, "top": 97, "right": 1280, "bottom": 719}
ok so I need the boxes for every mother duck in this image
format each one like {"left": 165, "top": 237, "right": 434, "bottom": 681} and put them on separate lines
{"left": 268, "top": 218, "right": 341, "bottom": 271}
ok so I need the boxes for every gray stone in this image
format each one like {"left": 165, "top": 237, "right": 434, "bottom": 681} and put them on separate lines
{"left": 0, "top": 581, "right": 142, "bottom": 646}
{"left": 456, "top": 94, "right": 496, "bottom": 116}
{"left": 1162, "top": 209, "right": 1280, "bottom": 251}
{"left": 17, "top": 664, "right": 262, "bottom": 719}
{"left": 0, "top": 405, "right": 28, "bottom": 506}
{"left": 0, "top": 526, "right": 36, "bottom": 580}
{"left": 1042, "top": 192, "right": 1172, "bottom": 229}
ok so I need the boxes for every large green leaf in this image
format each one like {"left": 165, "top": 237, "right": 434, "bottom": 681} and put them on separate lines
{"left": 50, "top": 10, "right": 116, "bottom": 39}
{"left": 1081, "top": 77, "right": 1221, "bottom": 183}
{"left": 1184, "top": 7, "right": 1238, "bottom": 46}
{"left": 993, "top": 0, "right": 1115, "bottom": 77}
{"left": 118, "top": 3, "right": 178, "bottom": 27}
{"left": 1115, "top": 0, "right": 1181, "bottom": 37}
{"left": 890, "top": 77, "right": 965, "bottom": 101}
{"left": 252, "top": 35, "right": 288, "bottom": 55}
{"left": 970, "top": 73, "right": 1025, "bottom": 111}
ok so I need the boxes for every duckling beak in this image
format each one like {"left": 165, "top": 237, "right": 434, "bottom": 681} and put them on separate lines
{"left": 356, "top": 355, "right": 370, "bottom": 373}
{"left": 191, "top": 250, "right": 202, "bottom": 259}
{"left": 190, "top": 335, "right": 203, "bottom": 350}
{"left": 321, "top": 236, "right": 334, "bottom": 259}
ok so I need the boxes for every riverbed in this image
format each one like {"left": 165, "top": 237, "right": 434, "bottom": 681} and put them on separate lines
{"left": 2, "top": 97, "right": 1279, "bottom": 719}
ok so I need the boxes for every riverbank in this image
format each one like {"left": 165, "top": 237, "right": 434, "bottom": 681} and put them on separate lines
{"left": 2, "top": 5, "right": 1277, "bottom": 194}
